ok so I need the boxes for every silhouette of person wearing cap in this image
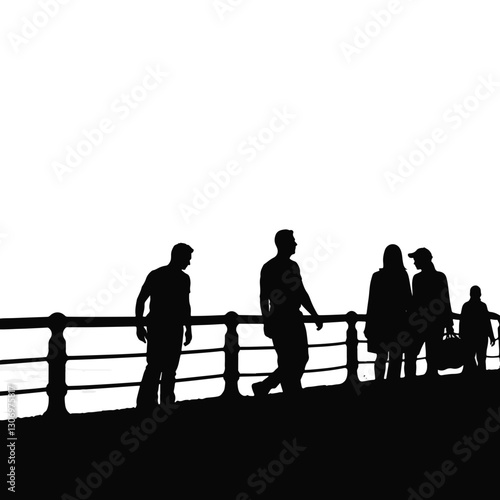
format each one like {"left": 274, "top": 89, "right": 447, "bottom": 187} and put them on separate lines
{"left": 405, "top": 248, "right": 454, "bottom": 378}
{"left": 365, "top": 244, "right": 412, "bottom": 382}
{"left": 135, "top": 243, "right": 193, "bottom": 409}
{"left": 253, "top": 230, "right": 323, "bottom": 396}
{"left": 460, "top": 286, "right": 496, "bottom": 374}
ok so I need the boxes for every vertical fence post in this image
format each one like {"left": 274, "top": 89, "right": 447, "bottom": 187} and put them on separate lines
{"left": 45, "top": 312, "right": 69, "bottom": 417}
{"left": 223, "top": 311, "right": 241, "bottom": 398}
{"left": 346, "top": 311, "right": 359, "bottom": 384}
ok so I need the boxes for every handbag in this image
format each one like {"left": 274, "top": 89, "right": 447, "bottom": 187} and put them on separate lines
{"left": 436, "top": 333, "right": 466, "bottom": 370}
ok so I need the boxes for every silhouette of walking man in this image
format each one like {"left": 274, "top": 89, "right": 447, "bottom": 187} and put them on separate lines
{"left": 253, "top": 230, "right": 323, "bottom": 397}
{"left": 405, "top": 248, "right": 454, "bottom": 378}
{"left": 460, "top": 286, "right": 496, "bottom": 374}
{"left": 136, "top": 243, "right": 193, "bottom": 409}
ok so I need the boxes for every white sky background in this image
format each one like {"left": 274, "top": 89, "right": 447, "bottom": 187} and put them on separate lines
{"left": 1, "top": 0, "right": 500, "bottom": 418}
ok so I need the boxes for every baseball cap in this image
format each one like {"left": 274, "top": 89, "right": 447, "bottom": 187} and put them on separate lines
{"left": 408, "top": 248, "right": 433, "bottom": 260}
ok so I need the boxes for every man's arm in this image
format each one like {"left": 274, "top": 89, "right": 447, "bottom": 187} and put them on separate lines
{"left": 441, "top": 275, "right": 454, "bottom": 334}
{"left": 260, "top": 267, "right": 273, "bottom": 337}
{"left": 299, "top": 286, "right": 323, "bottom": 330}
{"left": 364, "top": 274, "right": 377, "bottom": 336}
{"left": 260, "top": 265, "right": 271, "bottom": 316}
{"left": 294, "top": 265, "right": 322, "bottom": 330}
{"left": 288, "top": 261, "right": 322, "bottom": 330}
{"left": 184, "top": 278, "right": 192, "bottom": 346}
{"left": 281, "top": 262, "right": 323, "bottom": 331}
{"left": 135, "top": 277, "right": 151, "bottom": 343}
{"left": 484, "top": 304, "right": 496, "bottom": 345}
{"left": 260, "top": 291, "right": 271, "bottom": 318}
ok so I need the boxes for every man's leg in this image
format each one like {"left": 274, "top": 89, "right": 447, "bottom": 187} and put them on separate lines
{"left": 404, "top": 333, "right": 425, "bottom": 379}
{"left": 254, "top": 369, "right": 281, "bottom": 393}
{"left": 425, "top": 328, "right": 447, "bottom": 376}
{"left": 278, "top": 322, "right": 308, "bottom": 395}
{"left": 159, "top": 326, "right": 184, "bottom": 405}
{"left": 273, "top": 332, "right": 296, "bottom": 393}
{"left": 387, "top": 348, "right": 403, "bottom": 380}
{"left": 137, "top": 335, "right": 162, "bottom": 409}
{"left": 293, "top": 322, "right": 309, "bottom": 391}
{"left": 462, "top": 338, "right": 477, "bottom": 374}
{"left": 374, "top": 348, "right": 388, "bottom": 381}
{"left": 476, "top": 337, "right": 488, "bottom": 372}
{"left": 252, "top": 329, "right": 286, "bottom": 396}
{"left": 252, "top": 320, "right": 308, "bottom": 396}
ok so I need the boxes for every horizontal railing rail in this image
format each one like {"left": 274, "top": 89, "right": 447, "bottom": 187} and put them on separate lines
{"left": 0, "top": 311, "right": 499, "bottom": 417}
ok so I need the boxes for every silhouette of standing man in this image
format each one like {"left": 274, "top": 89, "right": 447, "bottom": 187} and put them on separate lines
{"left": 136, "top": 243, "right": 193, "bottom": 409}
{"left": 405, "top": 248, "right": 454, "bottom": 378}
{"left": 460, "top": 286, "right": 496, "bottom": 374}
{"left": 253, "top": 230, "right": 323, "bottom": 396}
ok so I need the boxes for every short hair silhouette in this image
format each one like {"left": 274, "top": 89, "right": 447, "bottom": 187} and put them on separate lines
{"left": 470, "top": 285, "right": 481, "bottom": 299}
{"left": 274, "top": 229, "right": 294, "bottom": 248}
{"left": 171, "top": 243, "right": 194, "bottom": 260}
{"left": 382, "top": 244, "right": 406, "bottom": 271}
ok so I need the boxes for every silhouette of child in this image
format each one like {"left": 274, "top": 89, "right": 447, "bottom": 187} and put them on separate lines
{"left": 459, "top": 286, "right": 496, "bottom": 373}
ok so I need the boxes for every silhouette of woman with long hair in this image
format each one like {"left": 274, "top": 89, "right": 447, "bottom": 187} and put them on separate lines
{"left": 364, "top": 244, "right": 412, "bottom": 381}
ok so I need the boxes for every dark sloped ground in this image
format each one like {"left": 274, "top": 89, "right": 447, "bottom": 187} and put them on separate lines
{"left": 7, "top": 372, "right": 500, "bottom": 499}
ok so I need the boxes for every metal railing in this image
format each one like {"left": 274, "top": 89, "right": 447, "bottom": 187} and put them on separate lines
{"left": 0, "top": 311, "right": 498, "bottom": 417}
